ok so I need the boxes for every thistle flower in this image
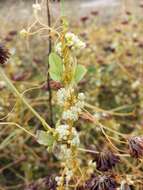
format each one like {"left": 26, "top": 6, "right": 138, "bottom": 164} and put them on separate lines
{"left": 0, "top": 43, "right": 10, "bottom": 65}
{"left": 85, "top": 175, "right": 117, "bottom": 190}
{"left": 94, "top": 151, "right": 120, "bottom": 171}
{"left": 128, "top": 136, "right": 143, "bottom": 158}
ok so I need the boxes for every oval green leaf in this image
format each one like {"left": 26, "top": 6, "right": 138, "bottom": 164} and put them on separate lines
{"left": 49, "top": 52, "right": 63, "bottom": 81}
{"left": 36, "top": 130, "right": 55, "bottom": 147}
{"left": 74, "top": 64, "right": 87, "bottom": 83}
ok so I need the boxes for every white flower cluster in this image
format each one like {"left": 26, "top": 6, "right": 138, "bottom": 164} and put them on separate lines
{"left": 65, "top": 168, "right": 73, "bottom": 182}
{"left": 55, "top": 125, "right": 80, "bottom": 146}
{"left": 55, "top": 42, "right": 62, "bottom": 56}
{"left": 62, "top": 92, "right": 85, "bottom": 121}
{"left": 55, "top": 124, "right": 70, "bottom": 141}
{"left": 55, "top": 32, "right": 86, "bottom": 55}
{"left": 65, "top": 32, "right": 86, "bottom": 49}
{"left": 131, "top": 80, "right": 140, "bottom": 89}
{"left": 57, "top": 88, "right": 74, "bottom": 106}
{"left": 70, "top": 128, "right": 80, "bottom": 146}
{"left": 55, "top": 176, "right": 63, "bottom": 186}
{"left": 55, "top": 168, "right": 73, "bottom": 186}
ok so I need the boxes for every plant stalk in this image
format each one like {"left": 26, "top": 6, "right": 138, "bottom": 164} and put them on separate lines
{"left": 46, "top": 0, "right": 54, "bottom": 127}
{"left": 0, "top": 67, "right": 53, "bottom": 133}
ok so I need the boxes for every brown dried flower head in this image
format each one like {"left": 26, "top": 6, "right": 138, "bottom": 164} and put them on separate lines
{"left": 94, "top": 151, "right": 120, "bottom": 171}
{"left": 128, "top": 136, "right": 143, "bottom": 158}
{"left": 25, "top": 175, "right": 57, "bottom": 190}
{"left": 0, "top": 43, "right": 10, "bottom": 65}
{"left": 85, "top": 174, "right": 117, "bottom": 190}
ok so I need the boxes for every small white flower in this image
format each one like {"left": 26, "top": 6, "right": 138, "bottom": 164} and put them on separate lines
{"left": 65, "top": 32, "right": 86, "bottom": 50}
{"left": 74, "top": 39, "right": 86, "bottom": 50}
{"left": 55, "top": 176, "right": 63, "bottom": 186}
{"left": 78, "top": 92, "right": 85, "bottom": 101}
{"left": 131, "top": 80, "right": 140, "bottom": 89}
{"left": 32, "top": 3, "right": 41, "bottom": 11}
{"left": 57, "top": 88, "right": 67, "bottom": 105}
{"left": 55, "top": 42, "right": 62, "bottom": 56}
{"left": 65, "top": 32, "right": 76, "bottom": 46}
{"left": 65, "top": 168, "right": 73, "bottom": 182}
{"left": 55, "top": 124, "right": 70, "bottom": 140}
{"left": 62, "top": 110, "right": 78, "bottom": 121}
{"left": 57, "top": 88, "right": 74, "bottom": 105}
{"left": 62, "top": 93, "right": 85, "bottom": 121}
{"left": 70, "top": 128, "right": 80, "bottom": 146}
{"left": 75, "top": 100, "right": 84, "bottom": 109}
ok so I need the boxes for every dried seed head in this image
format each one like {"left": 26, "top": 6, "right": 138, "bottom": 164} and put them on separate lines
{"left": 128, "top": 136, "right": 143, "bottom": 158}
{"left": 94, "top": 151, "right": 120, "bottom": 171}
{"left": 0, "top": 43, "right": 10, "bottom": 65}
{"left": 85, "top": 174, "right": 117, "bottom": 190}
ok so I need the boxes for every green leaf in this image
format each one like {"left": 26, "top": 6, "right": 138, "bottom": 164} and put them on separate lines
{"left": 36, "top": 130, "right": 55, "bottom": 147}
{"left": 74, "top": 64, "right": 87, "bottom": 83}
{"left": 49, "top": 52, "right": 63, "bottom": 81}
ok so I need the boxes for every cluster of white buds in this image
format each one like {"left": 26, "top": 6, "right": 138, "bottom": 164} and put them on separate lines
{"left": 55, "top": 176, "right": 63, "bottom": 186}
{"left": 55, "top": 32, "right": 86, "bottom": 56}
{"left": 57, "top": 88, "right": 74, "bottom": 106}
{"left": 62, "top": 92, "right": 85, "bottom": 121}
{"left": 65, "top": 32, "right": 86, "bottom": 50}
{"left": 70, "top": 128, "right": 80, "bottom": 146}
{"left": 55, "top": 125, "right": 80, "bottom": 146}
{"left": 131, "top": 80, "right": 140, "bottom": 89}
{"left": 55, "top": 124, "right": 70, "bottom": 141}
{"left": 32, "top": 3, "right": 41, "bottom": 15}
{"left": 65, "top": 168, "right": 73, "bottom": 182}
{"left": 55, "top": 169, "right": 73, "bottom": 186}
{"left": 55, "top": 42, "right": 62, "bottom": 56}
